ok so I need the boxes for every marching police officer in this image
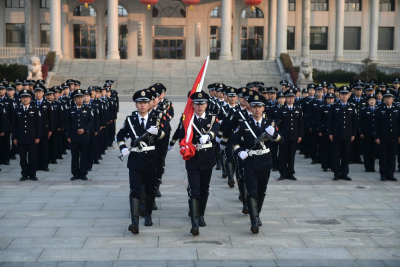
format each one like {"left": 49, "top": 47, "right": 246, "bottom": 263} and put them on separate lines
{"left": 309, "top": 84, "right": 325, "bottom": 164}
{"left": 317, "top": 93, "right": 335, "bottom": 172}
{"left": 359, "top": 95, "right": 378, "bottom": 172}
{"left": 12, "top": 90, "right": 41, "bottom": 181}
{"left": 66, "top": 89, "right": 94, "bottom": 181}
{"left": 179, "top": 91, "right": 219, "bottom": 236}
{"left": 328, "top": 86, "right": 357, "bottom": 181}
{"left": 45, "top": 88, "right": 64, "bottom": 164}
{"left": 231, "top": 94, "right": 283, "bottom": 234}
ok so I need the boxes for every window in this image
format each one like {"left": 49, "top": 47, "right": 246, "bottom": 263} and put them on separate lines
{"left": 105, "top": 5, "right": 128, "bottom": 17}
{"left": 345, "top": 0, "right": 361, "bottom": 11}
{"left": 40, "top": 0, "right": 50, "bottom": 8}
{"left": 73, "top": 4, "right": 97, "bottom": 17}
{"left": 41, "top": 24, "right": 50, "bottom": 47}
{"left": 310, "top": 27, "right": 328, "bottom": 50}
{"left": 311, "top": 0, "right": 329, "bottom": 11}
{"left": 241, "top": 7, "right": 264, "bottom": 18}
{"left": 210, "top": 6, "right": 222, "bottom": 18}
{"left": 152, "top": 1, "right": 186, "bottom": 18}
{"left": 344, "top": 27, "right": 361, "bottom": 50}
{"left": 6, "top": 24, "right": 25, "bottom": 47}
{"left": 287, "top": 27, "right": 295, "bottom": 50}
{"left": 288, "top": 0, "right": 296, "bottom": 11}
{"left": 5, "top": 0, "right": 24, "bottom": 8}
{"left": 378, "top": 27, "right": 394, "bottom": 50}
{"left": 379, "top": 0, "right": 395, "bottom": 11}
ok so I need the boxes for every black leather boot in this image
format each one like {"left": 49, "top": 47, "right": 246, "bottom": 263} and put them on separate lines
{"left": 215, "top": 148, "right": 221, "bottom": 170}
{"left": 156, "top": 178, "right": 162, "bottom": 198}
{"left": 220, "top": 151, "right": 228, "bottom": 178}
{"left": 144, "top": 194, "right": 155, "bottom": 226}
{"left": 257, "top": 194, "right": 266, "bottom": 226}
{"left": 247, "top": 198, "right": 259, "bottom": 234}
{"left": 227, "top": 162, "right": 235, "bottom": 188}
{"left": 198, "top": 194, "right": 209, "bottom": 227}
{"left": 128, "top": 198, "right": 140, "bottom": 234}
{"left": 189, "top": 198, "right": 200, "bottom": 235}
{"left": 238, "top": 181, "right": 249, "bottom": 215}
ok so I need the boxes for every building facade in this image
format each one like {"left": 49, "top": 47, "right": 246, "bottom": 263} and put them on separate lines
{"left": 0, "top": 0, "right": 399, "bottom": 62}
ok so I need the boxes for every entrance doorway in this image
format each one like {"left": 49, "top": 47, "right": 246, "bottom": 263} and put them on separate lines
{"left": 240, "top": 26, "right": 263, "bottom": 60}
{"left": 105, "top": 25, "right": 128, "bottom": 59}
{"left": 153, "top": 26, "right": 185, "bottom": 59}
{"left": 73, "top": 24, "right": 96, "bottom": 59}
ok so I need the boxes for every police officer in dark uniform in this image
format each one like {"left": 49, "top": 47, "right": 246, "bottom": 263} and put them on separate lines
{"left": 93, "top": 87, "right": 106, "bottom": 163}
{"left": 179, "top": 91, "right": 219, "bottom": 236}
{"left": 317, "top": 93, "right": 335, "bottom": 172}
{"left": 45, "top": 87, "right": 64, "bottom": 164}
{"left": 360, "top": 94, "right": 378, "bottom": 172}
{"left": 0, "top": 99, "right": 6, "bottom": 171}
{"left": 66, "top": 89, "right": 94, "bottom": 181}
{"left": 231, "top": 94, "right": 283, "bottom": 234}
{"left": 327, "top": 86, "right": 357, "bottom": 181}
{"left": 117, "top": 89, "right": 167, "bottom": 234}
{"left": 0, "top": 82, "right": 12, "bottom": 165}
{"left": 268, "top": 91, "right": 285, "bottom": 171}
{"left": 301, "top": 84, "right": 316, "bottom": 159}
{"left": 276, "top": 88, "right": 303, "bottom": 180}
{"left": 32, "top": 84, "right": 53, "bottom": 172}
{"left": 375, "top": 89, "right": 400, "bottom": 181}
{"left": 83, "top": 88, "right": 100, "bottom": 171}
{"left": 309, "top": 84, "right": 325, "bottom": 164}
{"left": 12, "top": 90, "right": 41, "bottom": 181}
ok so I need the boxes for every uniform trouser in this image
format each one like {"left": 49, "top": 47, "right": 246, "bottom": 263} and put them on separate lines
{"left": 71, "top": 141, "right": 89, "bottom": 177}
{"left": 36, "top": 135, "right": 49, "bottom": 169}
{"left": 129, "top": 168, "right": 157, "bottom": 198}
{"left": 60, "top": 130, "right": 67, "bottom": 153}
{"left": 311, "top": 131, "right": 321, "bottom": 161}
{"left": 332, "top": 139, "right": 351, "bottom": 177}
{"left": 18, "top": 143, "right": 37, "bottom": 178}
{"left": 57, "top": 130, "right": 64, "bottom": 157}
{"left": 100, "top": 128, "right": 106, "bottom": 153}
{"left": 48, "top": 130, "right": 59, "bottom": 162}
{"left": 108, "top": 121, "right": 116, "bottom": 145}
{"left": 187, "top": 168, "right": 213, "bottom": 199}
{"left": 271, "top": 142, "right": 279, "bottom": 169}
{"left": 0, "top": 131, "right": 10, "bottom": 162}
{"left": 243, "top": 159, "right": 270, "bottom": 199}
{"left": 87, "top": 134, "right": 95, "bottom": 170}
{"left": 94, "top": 132, "right": 100, "bottom": 161}
{"left": 350, "top": 130, "right": 362, "bottom": 162}
{"left": 379, "top": 142, "right": 397, "bottom": 179}
{"left": 11, "top": 140, "right": 18, "bottom": 157}
{"left": 278, "top": 140, "right": 297, "bottom": 178}
{"left": 363, "top": 137, "right": 377, "bottom": 172}
{"left": 302, "top": 123, "right": 311, "bottom": 156}
{"left": 320, "top": 135, "right": 332, "bottom": 170}
{"left": 104, "top": 125, "right": 109, "bottom": 151}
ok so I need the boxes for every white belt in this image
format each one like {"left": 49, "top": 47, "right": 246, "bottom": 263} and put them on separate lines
{"left": 196, "top": 143, "right": 212, "bottom": 150}
{"left": 130, "top": 146, "right": 156, "bottom": 153}
{"left": 248, "top": 148, "right": 270, "bottom": 156}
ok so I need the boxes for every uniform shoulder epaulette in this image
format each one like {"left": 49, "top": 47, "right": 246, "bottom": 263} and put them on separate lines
{"left": 349, "top": 102, "right": 356, "bottom": 106}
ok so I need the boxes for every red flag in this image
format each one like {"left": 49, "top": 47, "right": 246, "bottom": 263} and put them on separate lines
{"left": 179, "top": 56, "right": 210, "bottom": 160}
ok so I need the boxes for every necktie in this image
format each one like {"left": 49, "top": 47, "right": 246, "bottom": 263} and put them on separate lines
{"left": 256, "top": 122, "right": 260, "bottom": 130}
{"left": 198, "top": 117, "right": 202, "bottom": 122}
{"left": 141, "top": 118, "right": 145, "bottom": 130}
{"left": 343, "top": 104, "right": 346, "bottom": 108}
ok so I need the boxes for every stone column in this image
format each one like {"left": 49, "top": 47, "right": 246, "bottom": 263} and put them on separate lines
{"left": 50, "top": 0, "right": 62, "bottom": 56}
{"left": 301, "top": 0, "right": 310, "bottom": 58}
{"left": 106, "top": 0, "right": 120, "bottom": 59}
{"left": 61, "top": 0, "right": 70, "bottom": 58}
{"left": 276, "top": 0, "right": 288, "bottom": 57}
{"left": 334, "top": 0, "right": 344, "bottom": 61}
{"left": 219, "top": 0, "right": 232, "bottom": 60}
{"left": 369, "top": 0, "right": 379, "bottom": 61}
{"left": 24, "top": 0, "right": 34, "bottom": 55}
{"left": 267, "top": 0, "right": 277, "bottom": 60}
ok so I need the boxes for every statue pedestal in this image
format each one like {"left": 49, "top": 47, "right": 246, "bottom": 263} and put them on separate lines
{"left": 297, "top": 79, "right": 313, "bottom": 89}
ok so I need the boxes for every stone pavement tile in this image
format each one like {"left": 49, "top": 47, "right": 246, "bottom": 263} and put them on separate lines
{"left": 53, "top": 191, "right": 108, "bottom": 197}
{"left": 41, "top": 204, "right": 103, "bottom": 211}
{"left": 223, "top": 217, "right": 290, "bottom": 227}
{"left": 3, "top": 211, "right": 68, "bottom": 219}
{"left": 0, "top": 228, "right": 57, "bottom": 238}
{"left": 272, "top": 248, "right": 356, "bottom": 260}
{"left": 348, "top": 248, "right": 400, "bottom": 260}
{"left": 167, "top": 261, "right": 195, "bottom": 267}
{"left": 0, "top": 249, "right": 43, "bottom": 262}
{"left": 286, "top": 218, "right": 355, "bottom": 227}
{"left": 259, "top": 226, "right": 333, "bottom": 237}
{"left": 158, "top": 237, "right": 232, "bottom": 248}
{"left": 328, "top": 260, "right": 385, "bottom": 267}
{"left": 0, "top": 204, "right": 45, "bottom": 211}
{"left": 55, "top": 227, "right": 126, "bottom": 237}
{"left": 38, "top": 248, "right": 120, "bottom": 262}
{"left": 93, "top": 218, "right": 134, "bottom": 227}
{"left": 0, "top": 211, "right": 7, "bottom": 219}
{"left": 56, "top": 262, "right": 85, "bottom": 267}
{"left": 382, "top": 260, "right": 400, "bottom": 267}
{"left": 230, "top": 237, "right": 305, "bottom": 248}
{"left": 119, "top": 248, "right": 197, "bottom": 261}
{"left": 198, "top": 248, "right": 276, "bottom": 260}
{"left": 26, "top": 219, "right": 95, "bottom": 228}
{"left": 113, "top": 261, "right": 167, "bottom": 267}
{"left": 328, "top": 227, "right": 398, "bottom": 237}
{"left": 8, "top": 238, "right": 86, "bottom": 249}
{"left": 159, "top": 217, "right": 224, "bottom": 227}
{"left": 300, "top": 236, "right": 379, "bottom": 248}
{"left": 84, "top": 262, "right": 112, "bottom": 267}
{"left": 247, "top": 261, "right": 277, "bottom": 267}
{"left": 0, "top": 219, "right": 31, "bottom": 228}
{"left": 2, "top": 263, "right": 58, "bottom": 267}
{"left": 83, "top": 237, "right": 158, "bottom": 248}
{"left": 67, "top": 211, "right": 128, "bottom": 219}
{"left": 0, "top": 238, "right": 13, "bottom": 249}
{"left": 0, "top": 197, "right": 23, "bottom": 204}
{"left": 369, "top": 236, "right": 400, "bottom": 248}
{"left": 274, "top": 260, "right": 331, "bottom": 267}
{"left": 19, "top": 197, "right": 78, "bottom": 204}
{"left": 195, "top": 261, "right": 250, "bottom": 267}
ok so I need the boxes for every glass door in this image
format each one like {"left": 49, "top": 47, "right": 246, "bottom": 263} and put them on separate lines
{"left": 105, "top": 25, "right": 128, "bottom": 59}
{"left": 73, "top": 24, "right": 96, "bottom": 59}
{"left": 241, "top": 26, "right": 263, "bottom": 60}
{"left": 153, "top": 26, "right": 185, "bottom": 59}
{"left": 210, "top": 26, "right": 221, "bottom": 60}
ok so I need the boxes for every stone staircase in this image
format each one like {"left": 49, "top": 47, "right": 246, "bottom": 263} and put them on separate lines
{"left": 49, "top": 59, "right": 285, "bottom": 95}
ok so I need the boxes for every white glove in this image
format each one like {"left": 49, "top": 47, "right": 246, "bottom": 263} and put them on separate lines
{"left": 121, "top": 148, "right": 129, "bottom": 156}
{"left": 266, "top": 126, "right": 275, "bottom": 136}
{"left": 220, "top": 144, "right": 226, "bottom": 150}
{"left": 216, "top": 137, "right": 221, "bottom": 143}
{"left": 147, "top": 125, "right": 158, "bottom": 135}
{"left": 239, "top": 151, "right": 248, "bottom": 160}
{"left": 200, "top": 135, "right": 210, "bottom": 144}
{"left": 168, "top": 145, "right": 173, "bottom": 151}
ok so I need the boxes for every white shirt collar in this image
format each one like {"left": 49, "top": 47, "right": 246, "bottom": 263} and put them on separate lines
{"left": 195, "top": 112, "right": 206, "bottom": 119}
{"left": 247, "top": 110, "right": 252, "bottom": 117}
{"left": 138, "top": 113, "right": 149, "bottom": 122}
{"left": 287, "top": 104, "right": 294, "bottom": 109}
{"left": 23, "top": 105, "right": 30, "bottom": 110}
{"left": 253, "top": 117, "right": 262, "bottom": 125}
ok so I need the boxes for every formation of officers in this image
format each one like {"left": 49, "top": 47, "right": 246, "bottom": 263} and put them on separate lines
{"left": 0, "top": 78, "right": 121, "bottom": 181}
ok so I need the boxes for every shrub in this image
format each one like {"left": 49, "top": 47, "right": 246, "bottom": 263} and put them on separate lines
{"left": 313, "top": 69, "right": 358, "bottom": 84}
{"left": 43, "top": 51, "right": 56, "bottom": 71}
{"left": 41, "top": 64, "right": 49, "bottom": 81}
{"left": 0, "top": 63, "right": 28, "bottom": 81}
{"left": 280, "top": 53, "right": 298, "bottom": 83}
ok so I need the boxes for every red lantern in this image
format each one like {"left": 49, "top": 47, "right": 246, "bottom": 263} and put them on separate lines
{"left": 140, "top": 0, "right": 158, "bottom": 10}
{"left": 243, "top": 0, "right": 262, "bottom": 11}
{"left": 78, "top": 0, "right": 94, "bottom": 8}
{"left": 182, "top": 0, "right": 201, "bottom": 10}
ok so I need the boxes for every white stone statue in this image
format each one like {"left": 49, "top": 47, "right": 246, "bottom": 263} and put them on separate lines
{"left": 27, "top": 56, "right": 43, "bottom": 80}
{"left": 298, "top": 59, "right": 313, "bottom": 82}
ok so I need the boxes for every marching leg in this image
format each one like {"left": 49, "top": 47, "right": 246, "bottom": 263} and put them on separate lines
{"left": 198, "top": 194, "right": 209, "bottom": 227}
{"left": 247, "top": 198, "right": 259, "bottom": 234}
{"left": 128, "top": 197, "right": 140, "bottom": 234}
{"left": 189, "top": 198, "right": 200, "bottom": 236}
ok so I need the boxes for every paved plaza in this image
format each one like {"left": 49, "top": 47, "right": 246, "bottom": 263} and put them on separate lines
{"left": 0, "top": 101, "right": 400, "bottom": 267}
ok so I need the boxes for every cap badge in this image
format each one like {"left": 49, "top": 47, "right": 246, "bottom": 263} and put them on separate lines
{"left": 141, "top": 91, "right": 146, "bottom": 96}
{"left": 254, "top": 95, "right": 259, "bottom": 100}
{"left": 198, "top": 93, "right": 202, "bottom": 98}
